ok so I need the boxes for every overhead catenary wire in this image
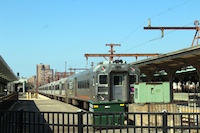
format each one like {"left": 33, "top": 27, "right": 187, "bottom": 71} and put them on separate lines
{"left": 88, "top": 0, "right": 194, "bottom": 65}
{"left": 122, "top": 19, "right": 200, "bottom": 53}
{"left": 120, "top": 20, "right": 147, "bottom": 43}
{"left": 150, "top": 0, "right": 192, "bottom": 19}
{"left": 119, "top": 0, "right": 193, "bottom": 53}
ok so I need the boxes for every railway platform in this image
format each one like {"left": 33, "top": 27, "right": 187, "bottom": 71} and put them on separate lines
{"left": 9, "top": 92, "right": 80, "bottom": 112}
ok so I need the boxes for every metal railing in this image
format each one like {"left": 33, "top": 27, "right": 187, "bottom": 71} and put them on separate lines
{"left": 0, "top": 110, "right": 200, "bottom": 133}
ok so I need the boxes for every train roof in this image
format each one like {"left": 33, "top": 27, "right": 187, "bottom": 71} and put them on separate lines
{"left": 67, "top": 60, "right": 133, "bottom": 79}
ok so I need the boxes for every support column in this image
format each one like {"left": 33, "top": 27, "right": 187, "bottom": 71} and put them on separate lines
{"left": 179, "top": 76, "right": 185, "bottom": 92}
{"left": 143, "top": 70, "right": 155, "bottom": 82}
{"left": 23, "top": 82, "right": 26, "bottom": 93}
{"left": 193, "top": 64, "right": 200, "bottom": 83}
{"left": 165, "top": 68, "right": 177, "bottom": 102}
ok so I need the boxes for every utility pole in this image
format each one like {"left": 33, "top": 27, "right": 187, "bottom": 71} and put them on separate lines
{"left": 144, "top": 19, "right": 200, "bottom": 46}
{"left": 106, "top": 44, "right": 121, "bottom": 61}
{"left": 84, "top": 43, "right": 160, "bottom": 61}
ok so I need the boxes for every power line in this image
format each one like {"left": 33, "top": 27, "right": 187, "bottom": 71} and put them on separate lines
{"left": 89, "top": 0, "right": 194, "bottom": 64}
{"left": 150, "top": 0, "right": 192, "bottom": 19}
{"left": 122, "top": 18, "right": 200, "bottom": 53}
{"left": 119, "top": 0, "right": 192, "bottom": 45}
{"left": 122, "top": 36, "right": 162, "bottom": 53}
{"left": 120, "top": 21, "right": 147, "bottom": 43}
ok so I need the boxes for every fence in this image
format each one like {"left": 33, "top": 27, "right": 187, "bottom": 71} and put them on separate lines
{"left": 0, "top": 109, "right": 200, "bottom": 133}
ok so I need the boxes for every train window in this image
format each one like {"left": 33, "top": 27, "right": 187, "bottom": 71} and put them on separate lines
{"left": 69, "top": 82, "right": 73, "bottom": 89}
{"left": 50, "top": 86, "right": 52, "bottom": 93}
{"left": 84, "top": 81, "right": 86, "bottom": 88}
{"left": 129, "top": 75, "right": 137, "bottom": 84}
{"left": 61, "top": 84, "right": 64, "bottom": 90}
{"left": 78, "top": 80, "right": 90, "bottom": 89}
{"left": 99, "top": 75, "right": 107, "bottom": 84}
{"left": 87, "top": 80, "right": 89, "bottom": 88}
{"left": 114, "top": 76, "right": 122, "bottom": 85}
{"left": 55, "top": 85, "right": 59, "bottom": 90}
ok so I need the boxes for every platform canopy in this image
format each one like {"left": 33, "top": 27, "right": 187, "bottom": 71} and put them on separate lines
{"left": 130, "top": 45, "right": 200, "bottom": 73}
{"left": 0, "top": 56, "right": 18, "bottom": 84}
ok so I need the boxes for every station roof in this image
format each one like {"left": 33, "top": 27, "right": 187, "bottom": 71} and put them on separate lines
{"left": 130, "top": 45, "right": 200, "bottom": 73}
{"left": 0, "top": 56, "right": 18, "bottom": 83}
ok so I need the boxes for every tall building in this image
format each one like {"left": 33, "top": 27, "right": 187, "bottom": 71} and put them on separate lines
{"left": 36, "top": 64, "right": 51, "bottom": 86}
{"left": 36, "top": 64, "right": 74, "bottom": 86}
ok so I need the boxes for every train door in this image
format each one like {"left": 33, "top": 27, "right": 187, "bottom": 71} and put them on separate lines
{"left": 61, "top": 83, "right": 65, "bottom": 95}
{"left": 65, "top": 81, "right": 69, "bottom": 103}
{"left": 74, "top": 78, "right": 77, "bottom": 97}
{"left": 59, "top": 83, "right": 62, "bottom": 95}
{"left": 67, "top": 80, "right": 73, "bottom": 97}
{"left": 110, "top": 72, "right": 128, "bottom": 101}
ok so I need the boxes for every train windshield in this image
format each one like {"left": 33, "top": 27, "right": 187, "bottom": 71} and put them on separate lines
{"left": 99, "top": 75, "right": 107, "bottom": 84}
{"left": 129, "top": 74, "right": 137, "bottom": 84}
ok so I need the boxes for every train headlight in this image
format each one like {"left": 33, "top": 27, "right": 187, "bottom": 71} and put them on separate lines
{"left": 101, "top": 66, "right": 106, "bottom": 71}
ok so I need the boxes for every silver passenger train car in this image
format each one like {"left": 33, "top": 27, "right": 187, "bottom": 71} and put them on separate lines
{"left": 38, "top": 78, "right": 68, "bottom": 100}
{"left": 38, "top": 60, "right": 140, "bottom": 108}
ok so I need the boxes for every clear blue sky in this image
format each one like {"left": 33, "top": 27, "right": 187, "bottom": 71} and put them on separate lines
{"left": 0, "top": 0, "right": 199, "bottom": 78}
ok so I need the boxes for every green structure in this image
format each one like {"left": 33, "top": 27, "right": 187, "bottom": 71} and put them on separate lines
{"left": 134, "top": 82, "right": 170, "bottom": 104}
{"left": 89, "top": 101, "right": 125, "bottom": 126}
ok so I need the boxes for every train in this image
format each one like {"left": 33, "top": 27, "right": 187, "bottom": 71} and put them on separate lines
{"left": 38, "top": 59, "right": 140, "bottom": 110}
